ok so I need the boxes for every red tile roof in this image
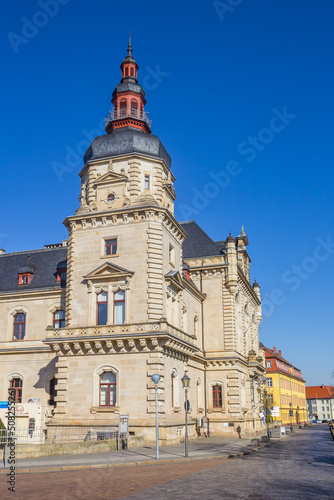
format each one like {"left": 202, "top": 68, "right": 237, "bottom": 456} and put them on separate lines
{"left": 264, "top": 346, "right": 305, "bottom": 382}
{"left": 306, "top": 385, "right": 334, "bottom": 399}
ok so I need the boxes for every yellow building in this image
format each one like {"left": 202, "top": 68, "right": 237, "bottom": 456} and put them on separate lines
{"left": 264, "top": 346, "right": 307, "bottom": 427}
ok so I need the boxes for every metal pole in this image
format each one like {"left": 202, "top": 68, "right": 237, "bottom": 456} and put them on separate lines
{"left": 185, "top": 387, "right": 188, "bottom": 457}
{"left": 155, "top": 383, "right": 159, "bottom": 460}
{"left": 4, "top": 423, "right": 8, "bottom": 469}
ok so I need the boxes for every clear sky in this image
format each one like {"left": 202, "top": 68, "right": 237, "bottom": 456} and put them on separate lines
{"left": 1, "top": 0, "right": 333, "bottom": 386}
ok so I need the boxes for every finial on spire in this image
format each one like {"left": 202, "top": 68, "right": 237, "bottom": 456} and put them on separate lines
{"left": 127, "top": 32, "right": 132, "bottom": 56}
{"left": 240, "top": 225, "right": 245, "bottom": 236}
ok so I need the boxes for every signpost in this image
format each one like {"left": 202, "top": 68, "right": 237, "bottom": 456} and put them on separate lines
{"left": 117, "top": 415, "right": 129, "bottom": 451}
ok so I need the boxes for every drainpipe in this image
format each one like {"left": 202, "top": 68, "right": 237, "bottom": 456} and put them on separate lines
{"left": 200, "top": 264, "right": 207, "bottom": 419}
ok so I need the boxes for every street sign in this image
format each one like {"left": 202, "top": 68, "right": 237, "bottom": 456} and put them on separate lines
{"left": 0, "top": 401, "right": 8, "bottom": 409}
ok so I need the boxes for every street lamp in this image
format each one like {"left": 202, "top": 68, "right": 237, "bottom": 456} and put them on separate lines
{"left": 296, "top": 405, "right": 299, "bottom": 426}
{"left": 151, "top": 373, "right": 161, "bottom": 460}
{"left": 181, "top": 374, "right": 190, "bottom": 457}
{"left": 289, "top": 402, "right": 293, "bottom": 432}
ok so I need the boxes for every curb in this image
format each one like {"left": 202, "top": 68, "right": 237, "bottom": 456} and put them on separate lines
{"left": 0, "top": 441, "right": 276, "bottom": 475}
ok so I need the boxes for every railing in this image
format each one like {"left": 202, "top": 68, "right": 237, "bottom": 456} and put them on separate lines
{"left": 0, "top": 425, "right": 118, "bottom": 446}
{"left": 47, "top": 320, "right": 197, "bottom": 345}
{"left": 105, "top": 108, "right": 152, "bottom": 129}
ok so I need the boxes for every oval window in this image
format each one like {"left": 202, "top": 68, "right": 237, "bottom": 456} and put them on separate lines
{"left": 107, "top": 194, "right": 115, "bottom": 202}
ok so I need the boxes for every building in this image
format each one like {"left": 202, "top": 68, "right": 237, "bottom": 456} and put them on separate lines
{"left": 264, "top": 346, "right": 307, "bottom": 426}
{"left": 0, "top": 39, "right": 266, "bottom": 444}
{"left": 306, "top": 385, "right": 334, "bottom": 422}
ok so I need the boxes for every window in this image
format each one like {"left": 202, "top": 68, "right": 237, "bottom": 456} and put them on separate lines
{"left": 144, "top": 175, "right": 150, "bottom": 190}
{"left": 322, "top": 407, "right": 325, "bottom": 411}
{"left": 18, "top": 273, "right": 31, "bottom": 285}
{"left": 97, "top": 292, "right": 108, "bottom": 325}
{"left": 266, "top": 377, "right": 273, "bottom": 388}
{"left": 10, "top": 378, "right": 22, "bottom": 403}
{"left": 267, "top": 394, "right": 274, "bottom": 404}
{"left": 107, "top": 193, "right": 115, "bottom": 203}
{"left": 114, "top": 290, "right": 125, "bottom": 324}
{"left": 99, "top": 371, "right": 116, "bottom": 406}
{"left": 169, "top": 244, "right": 175, "bottom": 265}
{"left": 131, "top": 100, "right": 138, "bottom": 117}
{"left": 53, "top": 310, "right": 65, "bottom": 328}
{"left": 49, "top": 377, "right": 57, "bottom": 406}
{"left": 266, "top": 361, "right": 272, "bottom": 368}
{"left": 105, "top": 239, "right": 117, "bottom": 256}
{"left": 13, "top": 313, "right": 26, "bottom": 340}
{"left": 289, "top": 409, "right": 294, "bottom": 417}
{"left": 213, "top": 385, "right": 222, "bottom": 408}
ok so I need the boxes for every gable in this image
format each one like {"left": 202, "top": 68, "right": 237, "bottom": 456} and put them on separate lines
{"left": 84, "top": 262, "right": 134, "bottom": 281}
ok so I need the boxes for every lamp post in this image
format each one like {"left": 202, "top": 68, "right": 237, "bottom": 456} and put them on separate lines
{"left": 264, "top": 389, "right": 270, "bottom": 440}
{"left": 181, "top": 374, "right": 190, "bottom": 457}
{"left": 151, "top": 373, "right": 161, "bottom": 460}
{"left": 289, "top": 402, "right": 293, "bottom": 432}
{"left": 296, "top": 405, "right": 299, "bottom": 426}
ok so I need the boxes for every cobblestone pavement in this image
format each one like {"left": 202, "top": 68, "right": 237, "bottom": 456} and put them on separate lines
{"left": 1, "top": 425, "right": 333, "bottom": 499}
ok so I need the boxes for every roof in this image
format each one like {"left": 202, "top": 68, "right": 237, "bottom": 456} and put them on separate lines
{"left": 264, "top": 345, "right": 305, "bottom": 382}
{"left": 180, "top": 221, "right": 225, "bottom": 259}
{"left": 306, "top": 385, "right": 334, "bottom": 400}
{"left": 84, "top": 129, "right": 171, "bottom": 169}
{"left": 0, "top": 247, "right": 67, "bottom": 293}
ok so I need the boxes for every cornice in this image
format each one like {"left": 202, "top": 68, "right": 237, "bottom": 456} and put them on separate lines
{"left": 0, "top": 288, "right": 64, "bottom": 300}
{"left": 63, "top": 205, "right": 187, "bottom": 242}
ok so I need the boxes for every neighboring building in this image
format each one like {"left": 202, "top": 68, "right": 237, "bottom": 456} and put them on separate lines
{"left": 0, "top": 40, "right": 265, "bottom": 443}
{"left": 264, "top": 346, "right": 307, "bottom": 426}
{"left": 306, "top": 385, "right": 334, "bottom": 421}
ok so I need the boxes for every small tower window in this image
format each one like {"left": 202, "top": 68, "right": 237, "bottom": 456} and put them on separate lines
{"left": 120, "top": 100, "right": 127, "bottom": 117}
{"left": 53, "top": 310, "right": 65, "bottom": 328}
{"left": 125, "top": 67, "right": 129, "bottom": 77}
{"left": 130, "top": 67, "right": 134, "bottom": 77}
{"left": 107, "top": 194, "right": 115, "bottom": 203}
{"left": 131, "top": 100, "right": 138, "bottom": 118}
{"left": 144, "top": 175, "right": 150, "bottom": 190}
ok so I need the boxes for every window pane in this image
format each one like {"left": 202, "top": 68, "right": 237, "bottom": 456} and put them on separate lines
{"left": 114, "top": 301, "right": 125, "bottom": 324}
{"left": 100, "top": 386, "right": 108, "bottom": 405}
{"left": 97, "top": 292, "right": 108, "bottom": 303}
{"left": 114, "top": 290, "right": 125, "bottom": 301}
{"left": 97, "top": 302, "right": 108, "bottom": 325}
{"left": 101, "top": 372, "right": 112, "bottom": 383}
{"left": 109, "top": 386, "right": 116, "bottom": 406}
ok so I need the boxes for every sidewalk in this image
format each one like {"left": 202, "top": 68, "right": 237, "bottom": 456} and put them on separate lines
{"left": 1, "top": 436, "right": 277, "bottom": 474}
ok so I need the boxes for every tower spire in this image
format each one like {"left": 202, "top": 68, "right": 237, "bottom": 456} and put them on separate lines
{"left": 128, "top": 33, "right": 132, "bottom": 56}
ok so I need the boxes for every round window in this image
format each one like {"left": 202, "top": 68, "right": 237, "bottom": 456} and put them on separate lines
{"left": 107, "top": 194, "right": 115, "bottom": 202}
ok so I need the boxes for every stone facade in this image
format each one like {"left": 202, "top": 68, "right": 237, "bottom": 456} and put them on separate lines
{"left": 0, "top": 43, "right": 266, "bottom": 444}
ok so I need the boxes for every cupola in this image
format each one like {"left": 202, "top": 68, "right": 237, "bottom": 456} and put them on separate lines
{"left": 105, "top": 35, "right": 151, "bottom": 135}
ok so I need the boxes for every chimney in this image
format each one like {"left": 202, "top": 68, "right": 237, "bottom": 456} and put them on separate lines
{"left": 273, "top": 346, "right": 276, "bottom": 353}
{"left": 0, "top": 249, "right": 5, "bottom": 254}
{"left": 278, "top": 350, "right": 282, "bottom": 357}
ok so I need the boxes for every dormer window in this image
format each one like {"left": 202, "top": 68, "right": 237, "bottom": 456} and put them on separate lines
{"left": 18, "top": 273, "right": 31, "bottom": 285}
{"left": 57, "top": 269, "right": 67, "bottom": 284}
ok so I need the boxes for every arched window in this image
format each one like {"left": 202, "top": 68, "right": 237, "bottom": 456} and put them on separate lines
{"left": 49, "top": 377, "right": 57, "bottom": 406}
{"left": 114, "top": 290, "right": 125, "bottom": 324}
{"left": 13, "top": 313, "right": 26, "bottom": 340}
{"left": 53, "top": 310, "right": 65, "bottom": 328}
{"left": 125, "top": 67, "right": 129, "bottom": 76}
{"left": 131, "top": 100, "right": 138, "bottom": 118}
{"left": 130, "top": 67, "right": 134, "bottom": 77}
{"left": 97, "top": 292, "right": 108, "bottom": 325}
{"left": 99, "top": 371, "right": 116, "bottom": 406}
{"left": 213, "top": 385, "right": 223, "bottom": 408}
{"left": 120, "top": 99, "right": 127, "bottom": 117}
{"left": 10, "top": 378, "right": 22, "bottom": 403}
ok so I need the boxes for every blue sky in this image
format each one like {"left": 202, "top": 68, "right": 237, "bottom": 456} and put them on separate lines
{"left": 1, "top": 0, "right": 333, "bottom": 386}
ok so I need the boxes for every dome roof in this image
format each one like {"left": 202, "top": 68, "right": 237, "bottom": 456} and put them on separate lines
{"left": 84, "top": 128, "right": 171, "bottom": 169}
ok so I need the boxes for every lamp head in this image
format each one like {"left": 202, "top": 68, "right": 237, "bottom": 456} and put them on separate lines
{"left": 151, "top": 373, "right": 161, "bottom": 385}
{"left": 181, "top": 374, "right": 190, "bottom": 388}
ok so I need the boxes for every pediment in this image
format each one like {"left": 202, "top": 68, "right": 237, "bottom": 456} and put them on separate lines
{"left": 165, "top": 270, "right": 184, "bottom": 292}
{"left": 84, "top": 262, "right": 134, "bottom": 281}
{"left": 93, "top": 172, "right": 128, "bottom": 187}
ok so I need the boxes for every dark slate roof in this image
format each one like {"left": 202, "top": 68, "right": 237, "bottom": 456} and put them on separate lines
{"left": 112, "top": 82, "right": 146, "bottom": 98}
{"left": 180, "top": 221, "right": 225, "bottom": 259}
{"left": 0, "top": 247, "right": 67, "bottom": 293}
{"left": 84, "top": 129, "right": 171, "bottom": 169}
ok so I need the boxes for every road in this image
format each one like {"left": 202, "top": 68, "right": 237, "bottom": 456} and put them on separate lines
{"left": 1, "top": 424, "right": 333, "bottom": 499}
